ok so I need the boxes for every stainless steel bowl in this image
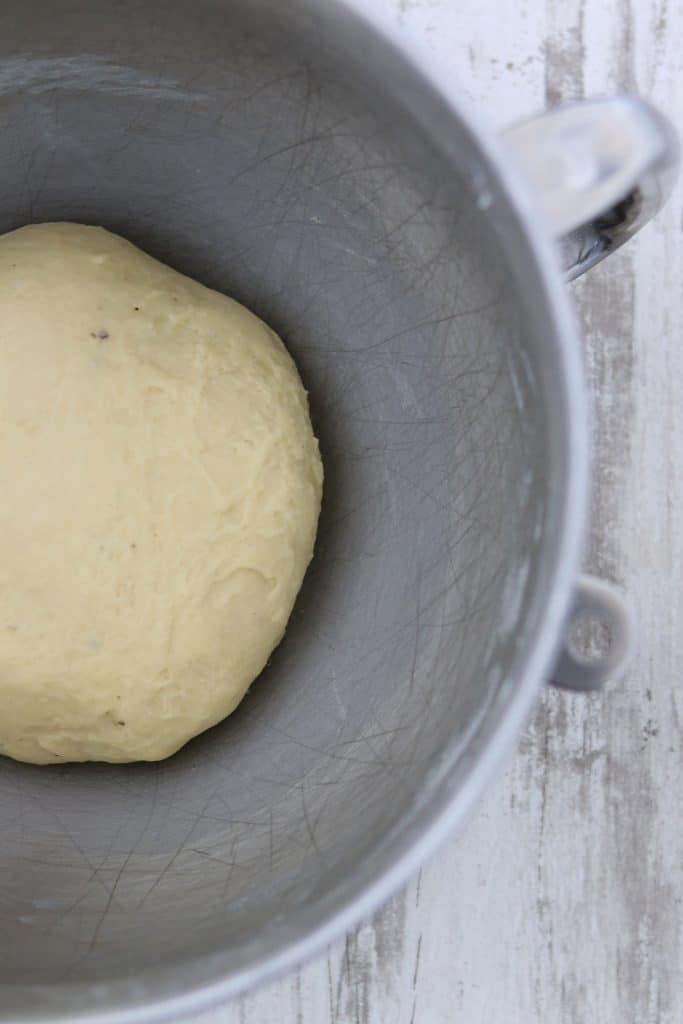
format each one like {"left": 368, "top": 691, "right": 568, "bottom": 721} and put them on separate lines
{"left": 0, "top": 1, "right": 676, "bottom": 1020}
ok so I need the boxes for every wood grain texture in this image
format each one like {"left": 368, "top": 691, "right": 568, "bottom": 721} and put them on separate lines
{"left": 187, "top": 1, "right": 683, "bottom": 1020}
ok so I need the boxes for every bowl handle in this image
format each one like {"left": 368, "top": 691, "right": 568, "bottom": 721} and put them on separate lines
{"left": 505, "top": 97, "right": 675, "bottom": 690}
{"left": 551, "top": 575, "right": 636, "bottom": 692}
{"left": 503, "top": 96, "right": 679, "bottom": 280}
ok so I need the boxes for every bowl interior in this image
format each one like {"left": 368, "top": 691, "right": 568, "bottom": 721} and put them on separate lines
{"left": 0, "top": 0, "right": 570, "bottom": 1016}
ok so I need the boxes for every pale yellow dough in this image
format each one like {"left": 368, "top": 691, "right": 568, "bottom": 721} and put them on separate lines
{"left": 0, "top": 223, "right": 322, "bottom": 764}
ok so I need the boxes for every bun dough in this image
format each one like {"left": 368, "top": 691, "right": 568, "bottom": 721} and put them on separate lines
{"left": 0, "top": 223, "right": 322, "bottom": 764}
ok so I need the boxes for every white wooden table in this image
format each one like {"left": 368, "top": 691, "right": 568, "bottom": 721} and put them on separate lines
{"left": 185, "top": 1, "right": 683, "bottom": 1020}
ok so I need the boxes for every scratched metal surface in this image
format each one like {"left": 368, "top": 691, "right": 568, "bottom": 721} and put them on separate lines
{"left": 188, "top": 0, "right": 683, "bottom": 1022}
{"left": 0, "top": 0, "right": 586, "bottom": 1018}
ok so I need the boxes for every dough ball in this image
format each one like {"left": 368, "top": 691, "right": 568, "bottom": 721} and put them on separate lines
{"left": 0, "top": 223, "right": 322, "bottom": 764}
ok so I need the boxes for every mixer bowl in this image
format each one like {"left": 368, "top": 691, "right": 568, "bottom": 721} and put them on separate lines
{"left": 0, "top": 0, "right": 671, "bottom": 1020}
